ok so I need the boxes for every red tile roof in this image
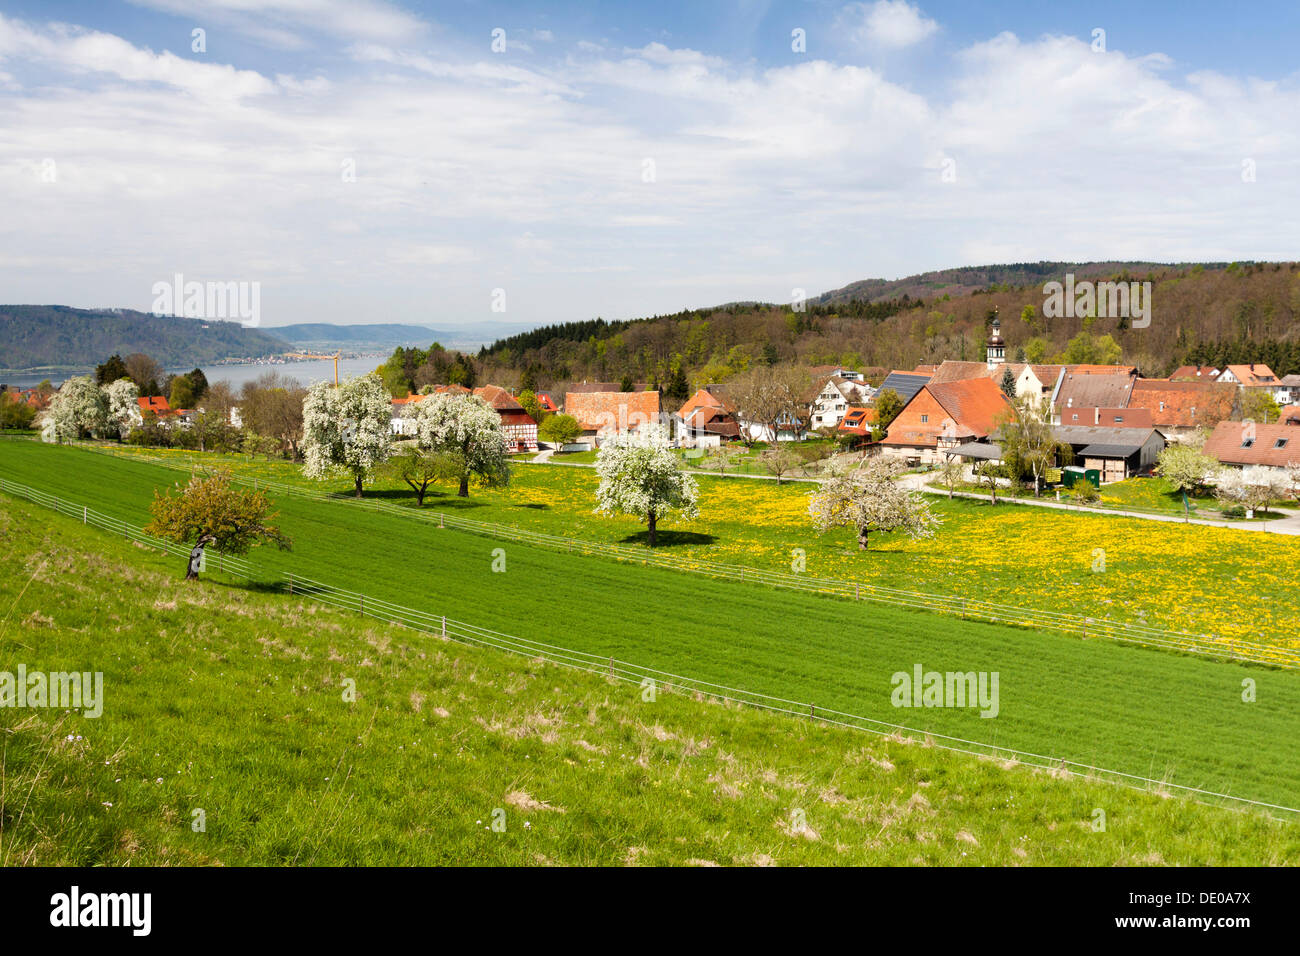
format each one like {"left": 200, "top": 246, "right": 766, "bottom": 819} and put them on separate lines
{"left": 838, "top": 406, "right": 876, "bottom": 435}
{"left": 1168, "top": 365, "right": 1220, "bottom": 382}
{"left": 565, "top": 390, "right": 661, "bottom": 432}
{"left": 927, "top": 378, "right": 1015, "bottom": 437}
{"left": 1057, "top": 406, "right": 1154, "bottom": 429}
{"left": 136, "top": 396, "right": 175, "bottom": 417}
{"left": 1203, "top": 420, "right": 1300, "bottom": 468}
{"left": 678, "top": 386, "right": 735, "bottom": 419}
{"left": 1128, "top": 379, "right": 1236, "bottom": 429}
{"left": 473, "top": 384, "right": 524, "bottom": 412}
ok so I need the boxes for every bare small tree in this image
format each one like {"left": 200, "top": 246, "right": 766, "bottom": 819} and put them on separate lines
{"left": 938, "top": 454, "right": 964, "bottom": 499}
{"left": 760, "top": 445, "right": 801, "bottom": 485}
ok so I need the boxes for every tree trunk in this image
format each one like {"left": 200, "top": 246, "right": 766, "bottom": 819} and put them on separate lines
{"left": 185, "top": 534, "right": 215, "bottom": 581}
{"left": 857, "top": 527, "right": 870, "bottom": 551}
{"left": 354, "top": 474, "right": 364, "bottom": 498}
{"left": 458, "top": 475, "right": 469, "bottom": 498}
{"left": 647, "top": 509, "right": 657, "bottom": 547}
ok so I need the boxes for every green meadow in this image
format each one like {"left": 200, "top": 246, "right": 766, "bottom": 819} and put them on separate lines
{"left": 2, "top": 494, "right": 1299, "bottom": 865}
{"left": 3, "top": 438, "right": 1300, "bottom": 816}
{"left": 18, "top": 439, "right": 1300, "bottom": 644}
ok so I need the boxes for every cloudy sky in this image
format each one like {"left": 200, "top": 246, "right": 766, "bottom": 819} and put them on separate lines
{"left": 1, "top": 0, "right": 1298, "bottom": 334}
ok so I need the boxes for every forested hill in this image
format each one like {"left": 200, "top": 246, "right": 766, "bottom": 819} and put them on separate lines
{"left": 0, "top": 306, "right": 290, "bottom": 371}
{"left": 476, "top": 261, "right": 1300, "bottom": 387}
{"left": 813, "top": 261, "right": 1219, "bottom": 305}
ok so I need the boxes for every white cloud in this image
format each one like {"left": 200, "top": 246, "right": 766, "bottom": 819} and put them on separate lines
{"left": 0, "top": 13, "right": 274, "bottom": 100}
{"left": 0, "top": 13, "right": 1296, "bottom": 327}
{"left": 126, "top": 0, "right": 429, "bottom": 47}
{"left": 838, "top": 1, "right": 938, "bottom": 50}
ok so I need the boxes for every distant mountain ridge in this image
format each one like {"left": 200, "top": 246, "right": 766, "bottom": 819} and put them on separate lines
{"left": 0, "top": 305, "right": 290, "bottom": 373}
{"left": 268, "top": 323, "right": 444, "bottom": 350}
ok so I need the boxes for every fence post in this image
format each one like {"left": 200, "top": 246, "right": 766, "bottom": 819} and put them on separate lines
{"left": 359, "top": 595, "right": 364, "bottom": 615}
{"left": 440, "top": 514, "right": 444, "bottom": 529}
{"left": 608, "top": 657, "right": 614, "bottom": 678}
{"left": 854, "top": 582, "right": 859, "bottom": 600}
{"left": 83, "top": 506, "right": 87, "bottom": 524}
{"left": 441, "top": 615, "right": 446, "bottom": 639}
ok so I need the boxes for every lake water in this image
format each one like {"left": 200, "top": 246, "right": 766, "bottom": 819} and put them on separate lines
{"left": 1, "top": 356, "right": 385, "bottom": 390}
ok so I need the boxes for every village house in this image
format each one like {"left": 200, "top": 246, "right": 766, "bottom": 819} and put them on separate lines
{"left": 564, "top": 389, "right": 661, "bottom": 446}
{"left": 1125, "top": 379, "right": 1237, "bottom": 442}
{"left": 837, "top": 406, "right": 876, "bottom": 448}
{"left": 1270, "top": 374, "right": 1300, "bottom": 407}
{"left": 676, "top": 386, "right": 740, "bottom": 448}
{"left": 389, "top": 393, "right": 426, "bottom": 436}
{"left": 1203, "top": 418, "right": 1299, "bottom": 476}
{"left": 1052, "top": 371, "right": 1137, "bottom": 425}
{"left": 1215, "top": 363, "right": 1279, "bottom": 389}
{"left": 474, "top": 385, "right": 538, "bottom": 453}
{"left": 877, "top": 376, "right": 1013, "bottom": 464}
{"left": 1051, "top": 425, "right": 1166, "bottom": 483}
{"left": 809, "top": 376, "right": 874, "bottom": 430}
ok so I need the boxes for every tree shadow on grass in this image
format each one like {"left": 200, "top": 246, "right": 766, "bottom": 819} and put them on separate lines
{"left": 616, "top": 530, "right": 718, "bottom": 547}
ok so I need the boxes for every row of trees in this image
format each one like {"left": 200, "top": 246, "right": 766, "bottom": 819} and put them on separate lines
{"left": 301, "top": 374, "right": 512, "bottom": 500}
{"left": 1157, "top": 442, "right": 1300, "bottom": 515}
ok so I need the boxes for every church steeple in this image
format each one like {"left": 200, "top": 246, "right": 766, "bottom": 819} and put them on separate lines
{"left": 986, "top": 311, "right": 1006, "bottom": 369}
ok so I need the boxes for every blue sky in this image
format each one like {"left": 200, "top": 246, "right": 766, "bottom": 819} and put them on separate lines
{"left": 2, "top": 1, "right": 1298, "bottom": 334}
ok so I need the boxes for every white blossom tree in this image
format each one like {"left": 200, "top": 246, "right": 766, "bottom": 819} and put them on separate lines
{"left": 38, "top": 376, "right": 109, "bottom": 443}
{"left": 808, "top": 456, "right": 940, "bottom": 551}
{"left": 411, "top": 393, "right": 510, "bottom": 497}
{"left": 1215, "top": 466, "right": 1288, "bottom": 517}
{"left": 594, "top": 424, "right": 699, "bottom": 546}
{"left": 301, "top": 374, "right": 393, "bottom": 497}
{"left": 104, "top": 378, "right": 142, "bottom": 438}
{"left": 1286, "top": 460, "right": 1300, "bottom": 503}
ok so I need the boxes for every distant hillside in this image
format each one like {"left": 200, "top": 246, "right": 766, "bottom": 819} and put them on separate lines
{"left": 477, "top": 261, "right": 1300, "bottom": 388}
{"left": 268, "top": 323, "right": 442, "bottom": 350}
{"left": 0, "top": 305, "right": 290, "bottom": 372}
{"left": 814, "top": 261, "right": 1221, "bottom": 305}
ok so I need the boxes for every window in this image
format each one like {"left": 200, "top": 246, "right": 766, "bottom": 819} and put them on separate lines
{"left": 1276, "top": 438, "right": 1289, "bottom": 449}
{"left": 1114, "top": 416, "right": 1123, "bottom": 423}
{"left": 920, "top": 414, "right": 929, "bottom": 423}
{"left": 1242, "top": 438, "right": 1255, "bottom": 448}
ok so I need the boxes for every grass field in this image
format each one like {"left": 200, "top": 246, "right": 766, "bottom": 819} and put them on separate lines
{"left": 4, "top": 496, "right": 1297, "bottom": 865}
{"left": 4, "top": 439, "right": 1300, "bottom": 814}
{"left": 47, "top": 440, "right": 1300, "bottom": 647}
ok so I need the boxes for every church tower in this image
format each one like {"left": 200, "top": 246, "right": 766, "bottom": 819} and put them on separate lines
{"left": 986, "top": 312, "right": 1006, "bottom": 369}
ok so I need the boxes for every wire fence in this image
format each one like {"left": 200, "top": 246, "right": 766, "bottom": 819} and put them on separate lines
{"left": 58, "top": 441, "right": 1300, "bottom": 670}
{"left": 3, "top": 472, "right": 1296, "bottom": 819}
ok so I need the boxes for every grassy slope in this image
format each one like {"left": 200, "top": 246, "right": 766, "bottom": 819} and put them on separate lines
{"left": 2, "top": 496, "right": 1298, "bottom": 865}
{"left": 4, "top": 440, "right": 1300, "bottom": 811}
{"left": 67, "top": 442, "right": 1300, "bottom": 644}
